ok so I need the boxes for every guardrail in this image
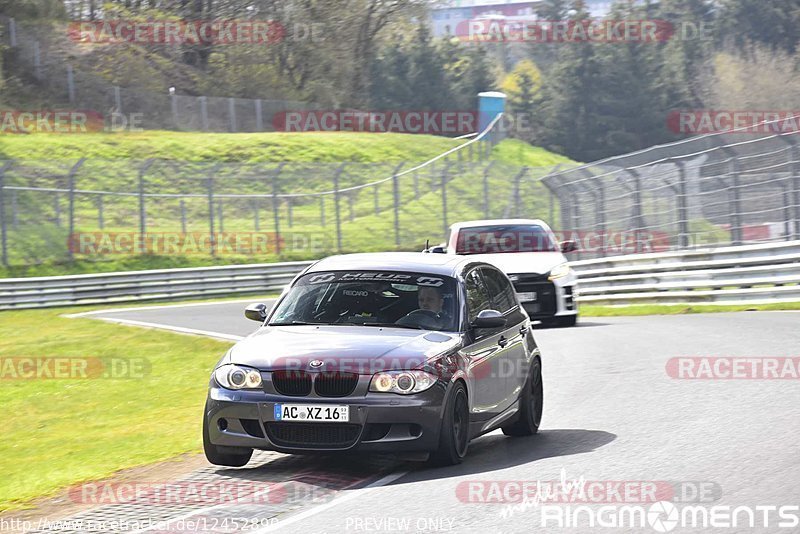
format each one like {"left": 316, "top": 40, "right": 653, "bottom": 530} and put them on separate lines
{"left": 2, "top": 241, "right": 799, "bottom": 310}
{"left": 571, "top": 240, "right": 800, "bottom": 306}
{"left": 0, "top": 261, "right": 314, "bottom": 310}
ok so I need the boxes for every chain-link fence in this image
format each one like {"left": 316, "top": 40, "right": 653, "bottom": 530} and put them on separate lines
{"left": 1, "top": 17, "right": 320, "bottom": 132}
{"left": 542, "top": 117, "right": 800, "bottom": 260}
{"left": 0, "top": 136, "right": 519, "bottom": 266}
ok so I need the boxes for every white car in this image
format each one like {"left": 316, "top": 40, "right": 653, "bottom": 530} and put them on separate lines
{"left": 428, "top": 219, "right": 579, "bottom": 327}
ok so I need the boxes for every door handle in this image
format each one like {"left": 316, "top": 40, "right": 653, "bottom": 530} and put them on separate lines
{"left": 519, "top": 326, "right": 528, "bottom": 336}
{"left": 498, "top": 336, "right": 508, "bottom": 348}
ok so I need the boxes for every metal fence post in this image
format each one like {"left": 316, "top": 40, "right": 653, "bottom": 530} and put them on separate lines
{"left": 228, "top": 98, "right": 237, "bottom": 132}
{"left": 217, "top": 200, "right": 224, "bottom": 233}
{"left": 789, "top": 143, "right": 800, "bottom": 239}
{"left": 675, "top": 161, "right": 691, "bottom": 248}
{"left": 200, "top": 97, "right": 209, "bottom": 132}
{"left": 333, "top": 164, "right": 346, "bottom": 252}
{"left": 207, "top": 176, "right": 215, "bottom": 256}
{"left": 628, "top": 169, "right": 645, "bottom": 253}
{"left": 441, "top": 164, "right": 451, "bottom": 238}
{"left": 271, "top": 164, "right": 285, "bottom": 255}
{"left": 392, "top": 163, "right": 404, "bottom": 248}
{"left": 170, "top": 90, "right": 179, "bottom": 128}
{"left": 483, "top": 161, "right": 495, "bottom": 219}
{"left": 67, "top": 158, "right": 86, "bottom": 261}
{"left": 287, "top": 199, "right": 294, "bottom": 227}
{"left": 114, "top": 86, "right": 122, "bottom": 114}
{"left": 9, "top": 18, "right": 17, "bottom": 47}
{"left": 255, "top": 99, "right": 263, "bottom": 131}
{"left": 720, "top": 153, "right": 744, "bottom": 245}
{"left": 138, "top": 159, "right": 153, "bottom": 254}
{"left": 780, "top": 176, "right": 793, "bottom": 240}
{"left": 319, "top": 196, "right": 326, "bottom": 227}
{"left": 0, "top": 162, "right": 11, "bottom": 267}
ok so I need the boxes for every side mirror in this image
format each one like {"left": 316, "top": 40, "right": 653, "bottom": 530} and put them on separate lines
{"left": 245, "top": 303, "right": 269, "bottom": 323}
{"left": 429, "top": 245, "right": 446, "bottom": 254}
{"left": 560, "top": 240, "right": 577, "bottom": 254}
{"left": 471, "top": 309, "right": 507, "bottom": 329}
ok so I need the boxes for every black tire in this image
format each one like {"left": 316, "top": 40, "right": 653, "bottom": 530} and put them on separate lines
{"left": 428, "top": 381, "right": 470, "bottom": 467}
{"left": 502, "top": 358, "right": 543, "bottom": 437}
{"left": 556, "top": 314, "right": 578, "bottom": 327}
{"left": 202, "top": 406, "right": 253, "bottom": 467}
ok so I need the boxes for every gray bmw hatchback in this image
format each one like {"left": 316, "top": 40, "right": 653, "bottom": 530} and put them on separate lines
{"left": 203, "top": 252, "right": 543, "bottom": 467}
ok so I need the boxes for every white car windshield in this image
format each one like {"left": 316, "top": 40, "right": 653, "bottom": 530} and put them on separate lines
{"left": 456, "top": 225, "right": 558, "bottom": 254}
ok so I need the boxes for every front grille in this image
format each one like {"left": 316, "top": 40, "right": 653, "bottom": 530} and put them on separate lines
{"left": 314, "top": 372, "right": 359, "bottom": 397}
{"left": 272, "top": 370, "right": 313, "bottom": 396}
{"left": 514, "top": 281, "right": 557, "bottom": 316}
{"left": 265, "top": 422, "right": 361, "bottom": 449}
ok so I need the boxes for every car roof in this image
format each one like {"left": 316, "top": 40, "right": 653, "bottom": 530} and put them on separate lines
{"left": 306, "top": 252, "right": 481, "bottom": 278}
{"left": 449, "top": 219, "right": 549, "bottom": 231}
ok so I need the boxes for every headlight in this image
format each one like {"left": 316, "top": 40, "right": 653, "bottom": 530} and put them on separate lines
{"left": 548, "top": 263, "right": 571, "bottom": 281}
{"left": 214, "top": 364, "right": 263, "bottom": 390}
{"left": 369, "top": 370, "right": 437, "bottom": 395}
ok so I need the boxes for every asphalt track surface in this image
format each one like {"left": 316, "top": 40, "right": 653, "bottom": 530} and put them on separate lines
{"left": 64, "top": 303, "right": 800, "bottom": 534}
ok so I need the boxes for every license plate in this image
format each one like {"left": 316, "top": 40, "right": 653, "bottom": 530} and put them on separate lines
{"left": 517, "top": 292, "right": 538, "bottom": 302}
{"left": 273, "top": 404, "right": 349, "bottom": 422}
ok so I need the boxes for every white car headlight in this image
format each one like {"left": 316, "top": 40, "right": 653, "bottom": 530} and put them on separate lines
{"left": 548, "top": 263, "right": 571, "bottom": 281}
{"left": 214, "top": 364, "right": 263, "bottom": 390}
{"left": 369, "top": 370, "right": 437, "bottom": 395}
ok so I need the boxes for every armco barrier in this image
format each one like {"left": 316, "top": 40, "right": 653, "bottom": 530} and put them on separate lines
{"left": 571, "top": 240, "right": 800, "bottom": 306}
{"left": 0, "top": 261, "right": 314, "bottom": 310}
{"left": 1, "top": 241, "right": 799, "bottom": 310}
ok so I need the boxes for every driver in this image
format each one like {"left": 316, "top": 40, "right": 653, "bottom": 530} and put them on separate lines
{"left": 418, "top": 286, "right": 444, "bottom": 313}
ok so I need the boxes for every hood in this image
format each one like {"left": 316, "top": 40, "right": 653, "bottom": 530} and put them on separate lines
{"left": 466, "top": 252, "right": 567, "bottom": 275}
{"left": 225, "top": 325, "right": 462, "bottom": 374}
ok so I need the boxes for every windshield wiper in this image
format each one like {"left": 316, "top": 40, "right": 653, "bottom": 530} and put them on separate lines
{"left": 268, "top": 321, "right": 322, "bottom": 326}
{"left": 362, "top": 322, "right": 426, "bottom": 330}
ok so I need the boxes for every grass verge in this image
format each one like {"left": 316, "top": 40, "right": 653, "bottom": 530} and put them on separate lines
{"left": 0, "top": 309, "right": 234, "bottom": 512}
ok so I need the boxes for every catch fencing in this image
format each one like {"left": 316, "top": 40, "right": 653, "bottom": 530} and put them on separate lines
{"left": 542, "top": 116, "right": 800, "bottom": 260}
{"left": 1, "top": 17, "right": 319, "bottom": 132}
{"left": 0, "top": 125, "right": 509, "bottom": 267}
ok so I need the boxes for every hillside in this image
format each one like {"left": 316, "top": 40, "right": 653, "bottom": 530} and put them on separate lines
{"left": 0, "top": 131, "right": 574, "bottom": 277}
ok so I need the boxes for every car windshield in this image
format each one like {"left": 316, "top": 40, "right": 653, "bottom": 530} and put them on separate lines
{"left": 269, "top": 271, "right": 460, "bottom": 332}
{"left": 455, "top": 225, "right": 558, "bottom": 254}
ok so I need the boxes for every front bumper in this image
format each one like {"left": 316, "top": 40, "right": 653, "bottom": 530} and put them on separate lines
{"left": 205, "top": 381, "right": 447, "bottom": 454}
{"left": 514, "top": 275, "right": 578, "bottom": 319}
